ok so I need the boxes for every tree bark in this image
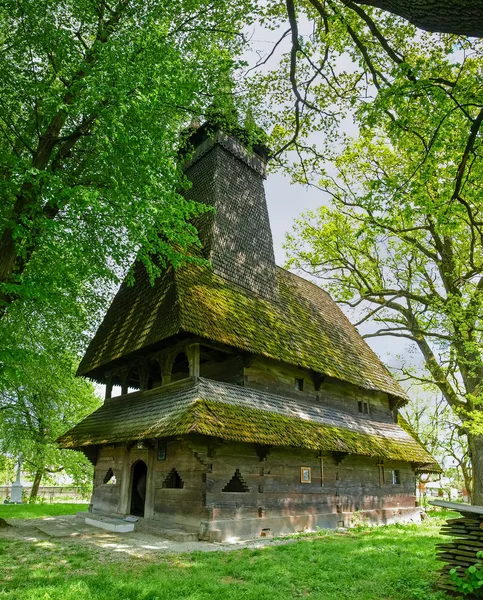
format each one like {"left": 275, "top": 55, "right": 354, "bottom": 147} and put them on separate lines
{"left": 29, "top": 469, "right": 44, "bottom": 502}
{"left": 468, "top": 433, "right": 483, "bottom": 506}
{"left": 461, "top": 461, "right": 472, "bottom": 504}
{"left": 353, "top": 0, "right": 483, "bottom": 37}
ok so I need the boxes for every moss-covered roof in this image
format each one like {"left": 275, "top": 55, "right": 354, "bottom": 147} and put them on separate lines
{"left": 58, "top": 378, "right": 437, "bottom": 470}
{"left": 78, "top": 262, "right": 407, "bottom": 401}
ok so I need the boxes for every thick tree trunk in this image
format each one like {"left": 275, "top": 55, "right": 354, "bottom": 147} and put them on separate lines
{"left": 469, "top": 433, "right": 483, "bottom": 506}
{"left": 29, "top": 469, "right": 44, "bottom": 502}
{"left": 353, "top": 0, "right": 483, "bottom": 37}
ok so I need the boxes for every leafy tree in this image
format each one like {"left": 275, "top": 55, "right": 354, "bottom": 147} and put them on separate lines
{"left": 284, "top": 112, "right": 483, "bottom": 502}
{"left": 0, "top": 0, "right": 253, "bottom": 325}
{"left": 404, "top": 393, "right": 472, "bottom": 501}
{"left": 0, "top": 454, "right": 15, "bottom": 487}
{"left": 248, "top": 1, "right": 482, "bottom": 166}
{"left": 0, "top": 347, "right": 100, "bottom": 501}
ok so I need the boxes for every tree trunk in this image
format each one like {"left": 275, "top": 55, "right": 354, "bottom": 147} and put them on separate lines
{"left": 461, "top": 462, "right": 473, "bottom": 504}
{"left": 469, "top": 433, "right": 483, "bottom": 506}
{"left": 29, "top": 469, "right": 44, "bottom": 502}
{"left": 353, "top": 0, "right": 483, "bottom": 38}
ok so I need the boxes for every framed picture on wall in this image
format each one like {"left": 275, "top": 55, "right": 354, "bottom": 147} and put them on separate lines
{"left": 300, "top": 467, "right": 311, "bottom": 483}
{"left": 157, "top": 439, "right": 167, "bottom": 461}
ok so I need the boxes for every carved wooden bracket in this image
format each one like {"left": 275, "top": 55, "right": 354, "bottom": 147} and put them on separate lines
{"left": 256, "top": 445, "right": 271, "bottom": 462}
{"left": 331, "top": 451, "right": 348, "bottom": 465}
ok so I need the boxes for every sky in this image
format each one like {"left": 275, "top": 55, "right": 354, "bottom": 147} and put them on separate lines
{"left": 265, "top": 173, "right": 321, "bottom": 265}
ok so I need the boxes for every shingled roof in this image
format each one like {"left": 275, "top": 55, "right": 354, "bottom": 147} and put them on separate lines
{"left": 78, "top": 262, "right": 407, "bottom": 401}
{"left": 58, "top": 378, "right": 437, "bottom": 471}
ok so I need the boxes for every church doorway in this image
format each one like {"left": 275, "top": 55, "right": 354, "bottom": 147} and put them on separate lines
{"left": 130, "top": 460, "right": 147, "bottom": 517}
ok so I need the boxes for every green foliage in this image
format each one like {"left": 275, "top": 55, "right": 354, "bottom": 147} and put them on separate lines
{"left": 0, "top": 338, "right": 101, "bottom": 492}
{"left": 0, "top": 0, "right": 256, "bottom": 379}
{"left": 404, "top": 394, "right": 472, "bottom": 499}
{"left": 450, "top": 552, "right": 483, "bottom": 598}
{"left": 0, "top": 455, "right": 15, "bottom": 486}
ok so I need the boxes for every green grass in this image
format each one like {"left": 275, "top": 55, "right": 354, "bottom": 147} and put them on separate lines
{"left": 0, "top": 503, "right": 88, "bottom": 519}
{"left": 0, "top": 516, "right": 453, "bottom": 600}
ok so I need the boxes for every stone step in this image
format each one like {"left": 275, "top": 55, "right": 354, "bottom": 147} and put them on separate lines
{"left": 84, "top": 513, "right": 135, "bottom": 533}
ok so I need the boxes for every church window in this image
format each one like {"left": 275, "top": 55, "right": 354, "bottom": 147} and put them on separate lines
{"left": 295, "top": 377, "right": 304, "bottom": 391}
{"left": 392, "top": 470, "right": 401, "bottom": 485}
{"left": 377, "top": 460, "right": 385, "bottom": 487}
{"left": 358, "top": 400, "right": 369, "bottom": 414}
{"left": 222, "top": 469, "right": 250, "bottom": 492}
{"left": 157, "top": 439, "right": 167, "bottom": 461}
{"left": 162, "top": 468, "right": 184, "bottom": 489}
{"left": 126, "top": 367, "right": 141, "bottom": 392}
{"left": 103, "top": 468, "right": 116, "bottom": 485}
{"left": 171, "top": 352, "right": 190, "bottom": 383}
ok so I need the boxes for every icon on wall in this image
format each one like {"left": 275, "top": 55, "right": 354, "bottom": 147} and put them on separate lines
{"left": 300, "top": 467, "right": 311, "bottom": 483}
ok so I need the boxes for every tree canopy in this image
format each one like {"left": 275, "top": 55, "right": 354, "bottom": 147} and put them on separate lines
{"left": 281, "top": 36, "right": 483, "bottom": 500}
{"left": 0, "top": 0, "right": 253, "bottom": 327}
{"left": 0, "top": 345, "right": 100, "bottom": 500}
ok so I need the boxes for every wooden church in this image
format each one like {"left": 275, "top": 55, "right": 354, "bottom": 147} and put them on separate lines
{"left": 58, "top": 122, "right": 438, "bottom": 541}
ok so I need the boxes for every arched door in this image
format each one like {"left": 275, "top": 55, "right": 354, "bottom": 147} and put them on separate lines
{"left": 130, "top": 460, "right": 147, "bottom": 517}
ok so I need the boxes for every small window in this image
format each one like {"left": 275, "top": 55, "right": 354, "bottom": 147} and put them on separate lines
{"left": 392, "top": 470, "right": 401, "bottom": 485}
{"left": 358, "top": 400, "right": 369, "bottom": 414}
{"left": 222, "top": 469, "right": 249, "bottom": 492}
{"left": 377, "top": 460, "right": 385, "bottom": 487}
{"left": 103, "top": 468, "right": 116, "bottom": 485}
{"left": 162, "top": 468, "right": 184, "bottom": 489}
{"left": 157, "top": 439, "right": 167, "bottom": 461}
{"left": 295, "top": 377, "right": 304, "bottom": 391}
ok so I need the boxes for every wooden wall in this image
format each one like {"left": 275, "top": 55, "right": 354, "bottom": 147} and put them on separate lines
{"left": 91, "top": 445, "right": 125, "bottom": 514}
{"left": 90, "top": 436, "right": 417, "bottom": 540}
{"left": 244, "top": 356, "right": 395, "bottom": 423}
{"left": 205, "top": 439, "right": 415, "bottom": 520}
{"left": 152, "top": 437, "right": 208, "bottom": 527}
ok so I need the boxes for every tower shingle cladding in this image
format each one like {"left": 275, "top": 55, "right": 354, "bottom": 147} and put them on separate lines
{"left": 184, "top": 143, "right": 278, "bottom": 301}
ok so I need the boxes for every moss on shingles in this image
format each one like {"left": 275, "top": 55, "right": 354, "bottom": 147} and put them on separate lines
{"left": 80, "top": 260, "right": 407, "bottom": 400}
{"left": 184, "top": 400, "right": 438, "bottom": 466}
{"left": 176, "top": 264, "right": 406, "bottom": 399}
{"left": 59, "top": 392, "right": 438, "bottom": 469}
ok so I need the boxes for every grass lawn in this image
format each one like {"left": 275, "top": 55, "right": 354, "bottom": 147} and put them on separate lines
{"left": 0, "top": 503, "right": 88, "bottom": 520}
{"left": 0, "top": 512, "right": 454, "bottom": 600}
